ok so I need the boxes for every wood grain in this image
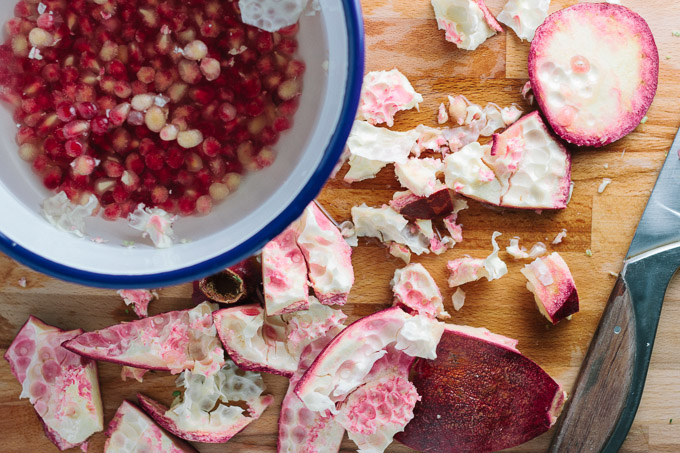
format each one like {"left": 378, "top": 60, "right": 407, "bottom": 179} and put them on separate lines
{"left": 1, "top": 0, "right": 680, "bottom": 451}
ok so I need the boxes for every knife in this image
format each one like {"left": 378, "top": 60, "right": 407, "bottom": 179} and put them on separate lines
{"left": 549, "top": 130, "right": 680, "bottom": 452}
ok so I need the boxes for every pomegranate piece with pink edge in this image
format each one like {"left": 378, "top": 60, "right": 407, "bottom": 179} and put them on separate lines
{"left": 431, "top": 0, "right": 503, "bottom": 51}
{"left": 391, "top": 263, "right": 450, "bottom": 319}
{"left": 0, "top": 0, "right": 304, "bottom": 218}
{"left": 4, "top": 316, "right": 104, "bottom": 451}
{"left": 262, "top": 225, "right": 309, "bottom": 316}
{"left": 295, "top": 203, "right": 354, "bottom": 306}
{"left": 356, "top": 69, "right": 423, "bottom": 127}
{"left": 105, "top": 400, "right": 197, "bottom": 452}
{"left": 389, "top": 188, "right": 455, "bottom": 220}
{"left": 138, "top": 360, "right": 274, "bottom": 443}
{"left": 336, "top": 347, "right": 420, "bottom": 452}
{"left": 295, "top": 306, "right": 445, "bottom": 414}
{"left": 278, "top": 331, "right": 346, "bottom": 453}
{"left": 395, "top": 324, "right": 567, "bottom": 452}
{"left": 520, "top": 252, "right": 579, "bottom": 324}
{"left": 528, "top": 3, "right": 658, "bottom": 147}
{"left": 213, "top": 298, "right": 346, "bottom": 377}
{"left": 117, "top": 289, "right": 158, "bottom": 318}
{"left": 63, "top": 302, "right": 224, "bottom": 376}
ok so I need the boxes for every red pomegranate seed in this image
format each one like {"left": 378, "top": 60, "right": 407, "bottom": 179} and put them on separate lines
{"left": 201, "top": 137, "right": 220, "bottom": 157}
{"left": 154, "top": 69, "right": 174, "bottom": 91}
{"left": 16, "top": 126, "right": 36, "bottom": 145}
{"left": 103, "top": 203, "right": 121, "bottom": 221}
{"left": 127, "top": 110, "right": 144, "bottom": 126}
{"left": 178, "top": 195, "right": 196, "bottom": 215}
{"left": 260, "top": 127, "right": 279, "bottom": 146}
{"left": 41, "top": 63, "right": 61, "bottom": 82}
{"left": 167, "top": 82, "right": 188, "bottom": 103}
{"left": 36, "top": 113, "right": 60, "bottom": 137}
{"left": 218, "top": 87, "right": 234, "bottom": 102}
{"left": 112, "top": 184, "right": 129, "bottom": 203}
{"left": 286, "top": 60, "right": 306, "bottom": 79}
{"left": 43, "top": 167, "right": 63, "bottom": 190}
{"left": 279, "top": 24, "right": 299, "bottom": 37}
{"left": 112, "top": 128, "right": 132, "bottom": 154}
{"left": 245, "top": 97, "right": 265, "bottom": 117}
{"left": 76, "top": 101, "right": 98, "bottom": 119}
{"left": 154, "top": 33, "right": 173, "bottom": 55}
{"left": 33, "top": 154, "right": 49, "bottom": 173}
{"left": 110, "top": 102, "right": 131, "bottom": 126}
{"left": 189, "top": 86, "right": 213, "bottom": 105}
{"left": 56, "top": 103, "right": 77, "bottom": 122}
{"left": 91, "top": 116, "right": 110, "bottom": 135}
{"left": 254, "top": 32, "right": 274, "bottom": 53}
{"left": 125, "top": 152, "right": 145, "bottom": 174}
{"left": 145, "top": 151, "right": 164, "bottom": 171}
{"left": 71, "top": 155, "right": 97, "bottom": 176}
{"left": 64, "top": 139, "right": 84, "bottom": 157}
{"left": 277, "top": 38, "right": 297, "bottom": 55}
{"left": 151, "top": 185, "right": 169, "bottom": 204}
{"left": 138, "top": 138, "right": 157, "bottom": 155}
{"left": 200, "top": 58, "right": 220, "bottom": 81}
{"left": 256, "top": 55, "right": 275, "bottom": 75}
{"left": 113, "top": 81, "right": 132, "bottom": 98}
{"left": 63, "top": 120, "right": 90, "bottom": 139}
{"left": 273, "top": 116, "right": 292, "bottom": 132}
{"left": 195, "top": 194, "right": 212, "bottom": 215}
{"left": 103, "top": 158, "right": 124, "bottom": 177}
{"left": 14, "top": 1, "right": 32, "bottom": 19}
{"left": 278, "top": 99, "right": 299, "bottom": 116}
{"left": 121, "top": 170, "right": 140, "bottom": 191}
{"left": 166, "top": 146, "right": 184, "bottom": 169}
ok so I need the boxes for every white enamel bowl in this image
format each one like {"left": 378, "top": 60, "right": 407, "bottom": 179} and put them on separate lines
{"left": 0, "top": 0, "right": 364, "bottom": 288}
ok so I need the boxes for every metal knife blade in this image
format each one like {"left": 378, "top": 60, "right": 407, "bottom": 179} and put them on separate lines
{"left": 627, "top": 128, "right": 680, "bottom": 258}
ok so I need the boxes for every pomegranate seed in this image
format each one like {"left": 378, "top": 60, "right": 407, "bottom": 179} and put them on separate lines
{"left": 110, "top": 103, "right": 131, "bottom": 126}
{"left": 112, "top": 128, "right": 132, "bottom": 154}
{"left": 223, "top": 172, "right": 241, "bottom": 191}
{"left": 256, "top": 55, "right": 276, "bottom": 75}
{"left": 185, "top": 152, "right": 203, "bottom": 172}
{"left": 200, "top": 20, "right": 220, "bottom": 38}
{"left": 217, "top": 103, "right": 237, "bottom": 122}
{"left": 160, "top": 124, "right": 179, "bottom": 141}
{"left": 103, "top": 158, "right": 124, "bottom": 178}
{"left": 43, "top": 167, "right": 63, "bottom": 190}
{"left": 62, "top": 120, "right": 90, "bottom": 139}
{"left": 112, "top": 184, "right": 130, "bottom": 204}
{"left": 278, "top": 38, "right": 297, "bottom": 55}
{"left": 273, "top": 116, "right": 292, "bottom": 132}
{"left": 154, "top": 33, "right": 173, "bottom": 55}
{"left": 138, "top": 138, "right": 157, "bottom": 155}
{"left": 23, "top": 112, "right": 43, "bottom": 128}
{"left": 209, "top": 182, "right": 229, "bottom": 201}
{"left": 176, "top": 28, "right": 196, "bottom": 44}
{"left": 260, "top": 127, "right": 279, "bottom": 146}
{"left": 248, "top": 116, "right": 267, "bottom": 135}
{"left": 103, "top": 203, "right": 121, "bottom": 220}
{"left": 144, "top": 151, "right": 164, "bottom": 171}
{"left": 121, "top": 170, "right": 140, "bottom": 191}
{"left": 33, "top": 154, "right": 50, "bottom": 173}
{"left": 113, "top": 81, "right": 132, "bottom": 98}
{"left": 245, "top": 97, "right": 265, "bottom": 117}
{"left": 240, "top": 73, "right": 261, "bottom": 98}
{"left": 254, "top": 32, "right": 274, "bottom": 53}
{"left": 36, "top": 13, "right": 55, "bottom": 31}
{"left": 279, "top": 24, "right": 299, "bottom": 37}
{"left": 29, "top": 28, "right": 54, "bottom": 47}
{"left": 256, "top": 147, "right": 276, "bottom": 169}
{"left": 21, "top": 98, "right": 39, "bottom": 114}
{"left": 125, "top": 152, "right": 145, "bottom": 174}
{"left": 127, "top": 110, "right": 144, "bottom": 126}
{"left": 41, "top": 63, "right": 61, "bottom": 82}
{"left": 177, "top": 129, "right": 203, "bottom": 148}
{"left": 144, "top": 106, "right": 167, "bottom": 132}
{"left": 151, "top": 185, "right": 169, "bottom": 204}
{"left": 278, "top": 79, "right": 301, "bottom": 101}
{"left": 131, "top": 94, "right": 154, "bottom": 111}
{"left": 286, "top": 60, "right": 306, "bottom": 79}
{"left": 183, "top": 40, "right": 207, "bottom": 61}
{"left": 165, "top": 147, "right": 184, "bottom": 169}
{"left": 11, "top": 35, "right": 29, "bottom": 57}
{"left": 200, "top": 58, "right": 220, "bottom": 81}
{"left": 5, "top": 18, "right": 23, "bottom": 36}
{"left": 167, "top": 82, "right": 188, "bottom": 103}
{"left": 189, "top": 86, "right": 214, "bottom": 105}
{"left": 16, "top": 126, "right": 36, "bottom": 145}
{"left": 136, "top": 67, "right": 154, "bottom": 84}
{"left": 279, "top": 99, "right": 299, "bottom": 116}
{"left": 64, "top": 139, "right": 84, "bottom": 157}
{"left": 18, "top": 143, "right": 38, "bottom": 161}
{"left": 91, "top": 117, "right": 110, "bottom": 135}
{"left": 97, "top": 96, "right": 117, "bottom": 111}
{"left": 178, "top": 196, "right": 196, "bottom": 215}
{"left": 178, "top": 59, "right": 201, "bottom": 84}
{"left": 76, "top": 102, "right": 98, "bottom": 119}
{"left": 71, "top": 155, "right": 97, "bottom": 176}
{"left": 209, "top": 157, "right": 227, "bottom": 177}
{"left": 218, "top": 88, "right": 234, "bottom": 102}
{"left": 154, "top": 69, "right": 174, "bottom": 91}
{"left": 99, "top": 76, "right": 116, "bottom": 94}
{"left": 195, "top": 195, "right": 212, "bottom": 215}
{"left": 201, "top": 137, "right": 220, "bottom": 157}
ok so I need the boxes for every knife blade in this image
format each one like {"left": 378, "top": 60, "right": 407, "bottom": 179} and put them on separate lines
{"left": 549, "top": 129, "right": 680, "bottom": 452}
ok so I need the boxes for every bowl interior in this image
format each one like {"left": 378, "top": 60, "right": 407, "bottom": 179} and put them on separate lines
{"left": 0, "top": 0, "right": 354, "bottom": 283}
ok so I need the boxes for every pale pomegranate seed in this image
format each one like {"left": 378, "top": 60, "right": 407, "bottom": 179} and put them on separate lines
{"left": 248, "top": 116, "right": 267, "bottom": 135}
{"left": 209, "top": 182, "right": 229, "bottom": 201}
{"left": 218, "top": 102, "right": 237, "bottom": 122}
{"left": 144, "top": 106, "right": 167, "bottom": 132}
{"left": 63, "top": 120, "right": 90, "bottom": 139}
{"left": 159, "top": 124, "right": 179, "bottom": 141}
{"left": 18, "top": 143, "right": 38, "bottom": 161}
{"left": 113, "top": 81, "right": 132, "bottom": 98}
{"left": 151, "top": 185, "right": 169, "bottom": 204}
{"left": 223, "top": 172, "right": 241, "bottom": 191}
{"left": 99, "top": 40, "right": 118, "bottom": 61}
{"left": 167, "top": 82, "right": 188, "bottom": 103}
{"left": 28, "top": 27, "right": 53, "bottom": 47}
{"left": 177, "top": 28, "right": 196, "bottom": 44}
{"left": 195, "top": 195, "right": 212, "bottom": 215}
{"left": 177, "top": 129, "right": 203, "bottom": 148}
{"left": 112, "top": 128, "right": 132, "bottom": 153}
{"left": 125, "top": 153, "right": 144, "bottom": 173}
{"left": 178, "top": 59, "right": 201, "bottom": 84}
{"left": 286, "top": 60, "right": 306, "bottom": 79}
{"left": 103, "top": 158, "right": 124, "bottom": 177}
{"left": 200, "top": 58, "right": 220, "bottom": 81}
{"left": 136, "top": 66, "right": 155, "bottom": 84}
{"left": 41, "top": 63, "right": 61, "bottom": 82}
{"left": 139, "top": 8, "right": 159, "bottom": 28}
{"left": 71, "top": 155, "right": 97, "bottom": 176}
{"left": 185, "top": 152, "right": 203, "bottom": 172}
{"left": 16, "top": 126, "right": 36, "bottom": 145}
{"left": 120, "top": 170, "right": 140, "bottom": 191}
{"left": 109, "top": 102, "right": 131, "bottom": 125}
{"left": 94, "top": 178, "right": 116, "bottom": 195}
{"left": 127, "top": 110, "right": 144, "bottom": 126}
{"left": 131, "top": 94, "right": 154, "bottom": 111}
{"left": 278, "top": 79, "right": 302, "bottom": 101}
{"left": 11, "top": 35, "right": 29, "bottom": 57}
{"left": 183, "top": 40, "right": 207, "bottom": 61}
{"left": 201, "top": 137, "right": 220, "bottom": 157}
{"left": 154, "top": 33, "right": 173, "bottom": 55}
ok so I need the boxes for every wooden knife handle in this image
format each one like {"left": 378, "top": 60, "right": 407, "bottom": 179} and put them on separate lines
{"left": 549, "top": 250, "right": 680, "bottom": 452}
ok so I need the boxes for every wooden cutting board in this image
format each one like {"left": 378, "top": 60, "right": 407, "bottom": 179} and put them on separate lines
{"left": 1, "top": 0, "right": 679, "bottom": 451}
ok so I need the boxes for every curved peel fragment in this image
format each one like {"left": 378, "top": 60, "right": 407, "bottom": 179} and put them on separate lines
{"left": 431, "top": 0, "right": 502, "bottom": 51}
{"left": 395, "top": 324, "right": 566, "bottom": 452}
{"left": 263, "top": 226, "right": 309, "bottom": 316}
{"left": 105, "top": 400, "right": 197, "bottom": 452}
{"left": 357, "top": 69, "right": 424, "bottom": 127}
{"left": 138, "top": 361, "right": 273, "bottom": 443}
{"left": 391, "top": 263, "right": 450, "bottom": 319}
{"left": 4, "top": 316, "right": 104, "bottom": 450}
{"left": 294, "top": 307, "right": 445, "bottom": 414}
{"left": 63, "top": 302, "right": 224, "bottom": 376}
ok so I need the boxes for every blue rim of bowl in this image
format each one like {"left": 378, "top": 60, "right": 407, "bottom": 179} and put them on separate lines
{"left": 0, "top": 0, "right": 365, "bottom": 289}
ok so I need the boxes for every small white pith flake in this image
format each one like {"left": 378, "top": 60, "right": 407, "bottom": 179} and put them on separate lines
{"left": 128, "top": 204, "right": 177, "bottom": 248}
{"left": 37, "top": 2, "right": 47, "bottom": 13}
{"left": 598, "top": 178, "right": 612, "bottom": 194}
{"left": 506, "top": 238, "right": 548, "bottom": 259}
{"left": 452, "top": 287, "right": 466, "bottom": 311}
{"left": 28, "top": 47, "right": 43, "bottom": 60}
{"left": 239, "top": 0, "right": 307, "bottom": 32}
{"left": 357, "top": 69, "right": 424, "bottom": 127}
{"left": 497, "top": 0, "right": 551, "bottom": 42}
{"left": 352, "top": 204, "right": 430, "bottom": 255}
{"left": 41, "top": 192, "right": 98, "bottom": 238}
{"left": 394, "top": 157, "right": 445, "bottom": 197}
{"left": 228, "top": 45, "right": 248, "bottom": 55}
{"left": 389, "top": 242, "right": 411, "bottom": 264}
{"left": 18, "top": 277, "right": 27, "bottom": 288}
{"left": 552, "top": 228, "right": 567, "bottom": 245}
{"left": 431, "top": 0, "right": 501, "bottom": 51}
{"left": 438, "top": 103, "right": 449, "bottom": 124}
{"left": 502, "top": 105, "right": 523, "bottom": 125}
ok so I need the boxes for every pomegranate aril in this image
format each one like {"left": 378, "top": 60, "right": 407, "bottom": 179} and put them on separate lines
{"left": 273, "top": 116, "right": 292, "bottom": 132}
{"left": 200, "top": 20, "right": 220, "bottom": 38}
{"left": 110, "top": 102, "right": 131, "bottom": 125}
{"left": 33, "top": 154, "right": 49, "bottom": 173}
{"left": 112, "top": 128, "right": 132, "bottom": 154}
{"left": 256, "top": 147, "right": 276, "bottom": 169}
{"left": 185, "top": 152, "right": 204, "bottom": 172}
{"left": 71, "top": 155, "right": 97, "bottom": 176}
{"left": 201, "top": 137, "right": 220, "bottom": 157}
{"left": 189, "top": 86, "right": 214, "bottom": 105}
{"left": 218, "top": 102, "right": 237, "bottom": 122}
{"left": 103, "top": 158, "right": 124, "bottom": 178}
{"left": 145, "top": 106, "right": 167, "bottom": 132}
{"left": 195, "top": 194, "right": 212, "bottom": 215}
{"left": 29, "top": 28, "right": 54, "bottom": 48}
{"left": 18, "top": 143, "right": 38, "bottom": 161}
{"left": 23, "top": 112, "right": 43, "bottom": 128}
{"left": 209, "top": 182, "right": 229, "bottom": 200}
{"left": 279, "top": 24, "right": 299, "bottom": 37}
{"left": 136, "top": 66, "right": 155, "bottom": 84}
{"left": 278, "top": 79, "right": 301, "bottom": 101}
{"left": 63, "top": 120, "right": 90, "bottom": 139}
{"left": 178, "top": 59, "right": 201, "bottom": 84}
{"left": 16, "top": 126, "right": 36, "bottom": 145}
{"left": 154, "top": 69, "right": 175, "bottom": 91}
{"left": 240, "top": 73, "right": 261, "bottom": 98}
{"left": 256, "top": 55, "right": 276, "bottom": 75}
{"left": 64, "top": 139, "right": 84, "bottom": 157}
{"left": 286, "top": 60, "right": 306, "bottom": 79}
{"left": 127, "top": 110, "right": 144, "bottom": 126}
{"left": 183, "top": 40, "right": 207, "bottom": 60}
{"left": 36, "top": 114, "right": 60, "bottom": 137}
{"left": 277, "top": 38, "right": 297, "bottom": 55}
{"left": 99, "top": 40, "right": 119, "bottom": 61}
{"left": 254, "top": 32, "right": 274, "bottom": 53}
{"left": 131, "top": 94, "right": 154, "bottom": 111}
{"left": 177, "top": 129, "right": 203, "bottom": 148}
{"left": 11, "top": 35, "right": 29, "bottom": 57}
{"left": 112, "top": 184, "right": 129, "bottom": 203}
{"left": 102, "top": 203, "right": 121, "bottom": 221}
{"left": 75, "top": 102, "right": 98, "bottom": 120}
{"left": 178, "top": 196, "right": 196, "bottom": 215}
{"left": 41, "top": 63, "right": 61, "bottom": 83}
{"left": 95, "top": 177, "right": 116, "bottom": 195}
{"left": 160, "top": 124, "right": 179, "bottom": 141}
{"left": 144, "top": 151, "right": 164, "bottom": 171}
{"left": 248, "top": 116, "right": 267, "bottom": 135}
{"left": 113, "top": 81, "right": 132, "bottom": 98}
{"left": 200, "top": 58, "right": 220, "bottom": 81}
{"left": 166, "top": 146, "right": 185, "bottom": 169}
{"left": 120, "top": 170, "right": 140, "bottom": 191}
{"left": 91, "top": 116, "right": 110, "bottom": 135}
{"left": 245, "top": 98, "right": 265, "bottom": 117}
{"left": 167, "top": 82, "right": 188, "bottom": 103}
{"left": 279, "top": 99, "right": 300, "bottom": 116}
{"left": 97, "top": 96, "right": 117, "bottom": 111}
{"left": 139, "top": 8, "right": 160, "bottom": 28}
{"left": 176, "top": 169, "right": 194, "bottom": 187}
{"left": 43, "top": 167, "right": 63, "bottom": 190}
{"left": 151, "top": 185, "right": 169, "bottom": 204}
{"left": 154, "top": 33, "right": 173, "bottom": 55}
{"left": 125, "top": 152, "right": 145, "bottom": 174}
